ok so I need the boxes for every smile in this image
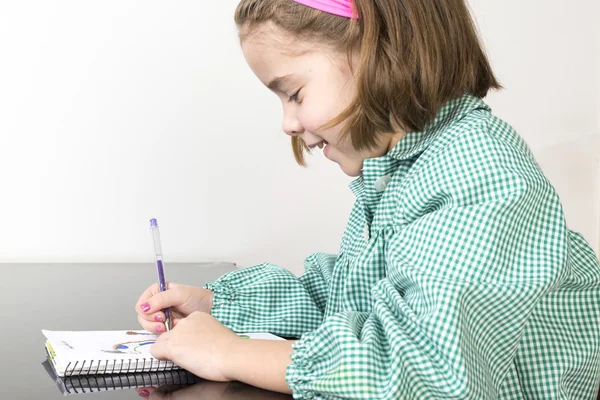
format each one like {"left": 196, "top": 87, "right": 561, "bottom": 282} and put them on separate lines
{"left": 307, "top": 140, "right": 328, "bottom": 149}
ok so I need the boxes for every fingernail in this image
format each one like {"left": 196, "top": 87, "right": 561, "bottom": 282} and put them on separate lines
{"left": 155, "top": 315, "right": 163, "bottom": 322}
{"left": 139, "top": 389, "right": 150, "bottom": 397}
{"left": 141, "top": 303, "right": 151, "bottom": 312}
{"left": 156, "top": 324, "right": 163, "bottom": 333}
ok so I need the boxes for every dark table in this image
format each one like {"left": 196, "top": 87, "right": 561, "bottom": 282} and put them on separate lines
{"left": 1, "top": 263, "right": 293, "bottom": 400}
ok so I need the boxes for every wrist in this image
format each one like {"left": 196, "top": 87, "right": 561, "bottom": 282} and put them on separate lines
{"left": 201, "top": 289, "right": 214, "bottom": 315}
{"left": 222, "top": 335, "right": 244, "bottom": 381}
{"left": 220, "top": 338, "right": 295, "bottom": 393}
{"left": 208, "top": 290, "right": 214, "bottom": 314}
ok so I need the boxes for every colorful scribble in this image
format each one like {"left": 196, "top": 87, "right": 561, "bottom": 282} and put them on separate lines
{"left": 101, "top": 331, "right": 156, "bottom": 354}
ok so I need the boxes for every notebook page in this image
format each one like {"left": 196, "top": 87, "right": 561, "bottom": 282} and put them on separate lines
{"left": 43, "top": 330, "right": 176, "bottom": 376}
{"left": 42, "top": 329, "right": 284, "bottom": 376}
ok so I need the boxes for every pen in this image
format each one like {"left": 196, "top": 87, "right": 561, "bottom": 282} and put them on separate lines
{"left": 149, "top": 218, "right": 171, "bottom": 332}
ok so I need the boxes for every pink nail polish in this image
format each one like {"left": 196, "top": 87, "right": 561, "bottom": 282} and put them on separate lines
{"left": 156, "top": 325, "right": 163, "bottom": 333}
{"left": 139, "top": 389, "right": 150, "bottom": 397}
{"left": 155, "top": 315, "right": 163, "bottom": 322}
{"left": 141, "top": 303, "right": 151, "bottom": 312}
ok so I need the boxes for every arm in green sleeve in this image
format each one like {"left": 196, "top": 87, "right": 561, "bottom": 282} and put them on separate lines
{"left": 204, "top": 252, "right": 337, "bottom": 338}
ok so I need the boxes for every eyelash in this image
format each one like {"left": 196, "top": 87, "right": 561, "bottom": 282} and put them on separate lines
{"left": 288, "top": 89, "right": 302, "bottom": 103}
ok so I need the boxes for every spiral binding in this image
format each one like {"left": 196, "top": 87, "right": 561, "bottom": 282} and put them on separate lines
{"left": 63, "top": 369, "right": 199, "bottom": 394}
{"left": 62, "top": 357, "right": 178, "bottom": 377}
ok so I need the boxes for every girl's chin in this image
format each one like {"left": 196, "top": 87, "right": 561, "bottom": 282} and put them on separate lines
{"left": 335, "top": 158, "right": 363, "bottom": 177}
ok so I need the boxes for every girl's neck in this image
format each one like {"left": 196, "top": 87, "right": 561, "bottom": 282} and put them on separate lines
{"left": 387, "top": 130, "right": 408, "bottom": 152}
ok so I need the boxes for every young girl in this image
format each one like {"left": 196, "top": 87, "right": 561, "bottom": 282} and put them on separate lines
{"left": 136, "top": 0, "right": 600, "bottom": 398}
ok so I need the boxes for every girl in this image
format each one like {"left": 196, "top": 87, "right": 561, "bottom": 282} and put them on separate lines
{"left": 136, "top": 0, "right": 600, "bottom": 398}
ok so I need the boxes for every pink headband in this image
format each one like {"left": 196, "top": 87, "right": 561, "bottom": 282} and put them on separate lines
{"left": 291, "top": 0, "right": 357, "bottom": 19}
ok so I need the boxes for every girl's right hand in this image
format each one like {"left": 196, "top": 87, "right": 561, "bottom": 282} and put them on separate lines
{"left": 135, "top": 282, "right": 214, "bottom": 334}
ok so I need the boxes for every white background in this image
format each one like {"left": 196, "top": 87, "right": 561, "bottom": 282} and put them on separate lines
{"left": 0, "top": 1, "right": 598, "bottom": 274}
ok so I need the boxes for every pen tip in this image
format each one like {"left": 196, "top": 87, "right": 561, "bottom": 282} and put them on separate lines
{"left": 150, "top": 218, "right": 158, "bottom": 228}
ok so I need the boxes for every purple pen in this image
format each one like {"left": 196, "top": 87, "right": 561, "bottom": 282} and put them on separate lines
{"left": 149, "top": 218, "right": 172, "bottom": 331}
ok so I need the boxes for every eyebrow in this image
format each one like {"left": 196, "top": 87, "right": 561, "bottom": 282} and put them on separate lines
{"left": 267, "top": 75, "right": 293, "bottom": 92}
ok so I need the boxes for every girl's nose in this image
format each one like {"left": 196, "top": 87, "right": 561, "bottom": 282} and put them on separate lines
{"left": 282, "top": 111, "right": 304, "bottom": 136}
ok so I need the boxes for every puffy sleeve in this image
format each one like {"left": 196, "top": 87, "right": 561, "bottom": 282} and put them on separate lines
{"left": 286, "top": 133, "right": 569, "bottom": 398}
{"left": 204, "top": 252, "right": 337, "bottom": 338}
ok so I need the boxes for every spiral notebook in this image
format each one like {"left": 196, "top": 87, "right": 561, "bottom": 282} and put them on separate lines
{"left": 42, "top": 359, "right": 202, "bottom": 396}
{"left": 42, "top": 329, "right": 284, "bottom": 377}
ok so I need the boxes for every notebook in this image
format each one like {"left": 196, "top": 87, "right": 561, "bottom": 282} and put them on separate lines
{"left": 42, "top": 359, "right": 201, "bottom": 396}
{"left": 42, "top": 329, "right": 284, "bottom": 377}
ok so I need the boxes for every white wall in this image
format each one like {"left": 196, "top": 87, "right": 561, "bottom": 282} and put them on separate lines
{"left": 471, "top": 0, "right": 600, "bottom": 254}
{"left": 0, "top": 1, "right": 598, "bottom": 274}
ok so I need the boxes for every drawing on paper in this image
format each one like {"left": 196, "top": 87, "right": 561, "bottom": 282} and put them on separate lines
{"left": 101, "top": 331, "right": 156, "bottom": 355}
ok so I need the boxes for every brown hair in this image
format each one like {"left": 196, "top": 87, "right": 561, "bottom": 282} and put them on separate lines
{"left": 235, "top": 0, "right": 501, "bottom": 165}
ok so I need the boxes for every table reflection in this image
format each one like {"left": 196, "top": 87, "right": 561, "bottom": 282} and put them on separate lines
{"left": 135, "top": 381, "right": 293, "bottom": 400}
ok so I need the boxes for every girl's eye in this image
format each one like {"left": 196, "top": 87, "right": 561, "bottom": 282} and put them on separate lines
{"left": 288, "top": 89, "right": 302, "bottom": 103}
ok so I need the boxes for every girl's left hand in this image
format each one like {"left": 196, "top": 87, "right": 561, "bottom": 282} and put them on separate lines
{"left": 150, "top": 311, "right": 240, "bottom": 382}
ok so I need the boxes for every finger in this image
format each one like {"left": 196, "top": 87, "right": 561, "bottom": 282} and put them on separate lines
{"left": 136, "top": 386, "right": 159, "bottom": 398}
{"left": 138, "top": 285, "right": 181, "bottom": 316}
{"left": 138, "top": 310, "right": 166, "bottom": 324}
{"left": 137, "top": 283, "right": 160, "bottom": 304}
{"left": 137, "top": 315, "right": 154, "bottom": 332}
{"left": 137, "top": 315, "right": 166, "bottom": 334}
{"left": 135, "top": 283, "right": 159, "bottom": 314}
{"left": 136, "top": 282, "right": 178, "bottom": 313}
{"left": 150, "top": 334, "right": 170, "bottom": 360}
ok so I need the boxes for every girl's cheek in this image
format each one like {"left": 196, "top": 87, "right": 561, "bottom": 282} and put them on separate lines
{"left": 300, "top": 110, "right": 330, "bottom": 134}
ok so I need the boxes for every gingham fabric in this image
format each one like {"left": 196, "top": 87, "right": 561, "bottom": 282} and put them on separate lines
{"left": 205, "top": 95, "right": 600, "bottom": 399}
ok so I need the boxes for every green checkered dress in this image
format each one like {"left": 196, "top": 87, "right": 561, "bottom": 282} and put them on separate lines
{"left": 205, "top": 95, "right": 600, "bottom": 399}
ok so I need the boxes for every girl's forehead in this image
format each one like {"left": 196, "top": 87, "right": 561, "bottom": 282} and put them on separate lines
{"left": 241, "top": 23, "right": 350, "bottom": 84}
{"left": 242, "top": 22, "right": 323, "bottom": 58}
{"left": 242, "top": 37, "right": 291, "bottom": 74}
{"left": 243, "top": 33, "right": 313, "bottom": 78}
